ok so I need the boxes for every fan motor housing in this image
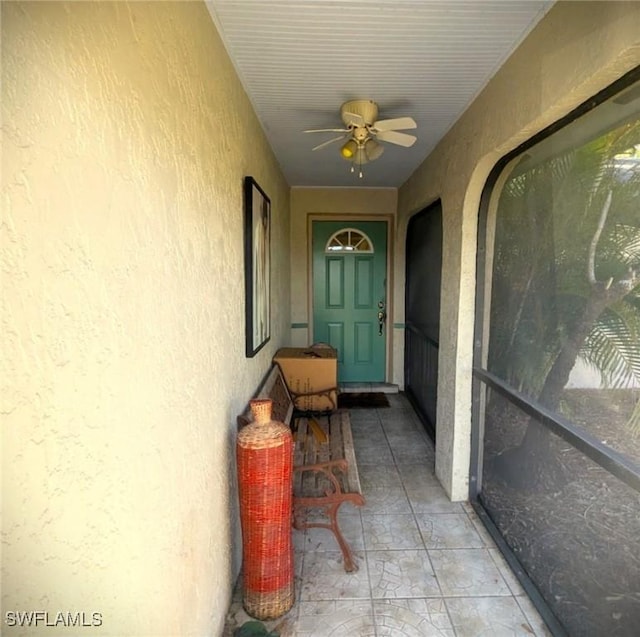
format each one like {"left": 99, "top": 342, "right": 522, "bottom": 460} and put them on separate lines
{"left": 341, "top": 99, "right": 378, "bottom": 127}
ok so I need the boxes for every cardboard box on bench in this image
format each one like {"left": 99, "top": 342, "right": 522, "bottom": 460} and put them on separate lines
{"left": 273, "top": 347, "right": 338, "bottom": 412}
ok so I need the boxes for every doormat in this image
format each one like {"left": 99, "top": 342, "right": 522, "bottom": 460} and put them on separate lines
{"left": 338, "top": 392, "right": 390, "bottom": 409}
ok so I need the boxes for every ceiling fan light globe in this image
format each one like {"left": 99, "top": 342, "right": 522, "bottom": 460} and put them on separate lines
{"left": 353, "top": 148, "right": 370, "bottom": 165}
{"left": 340, "top": 139, "right": 358, "bottom": 159}
{"left": 364, "top": 138, "right": 384, "bottom": 161}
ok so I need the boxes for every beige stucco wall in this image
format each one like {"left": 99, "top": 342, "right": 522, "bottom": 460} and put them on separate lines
{"left": 397, "top": 1, "right": 640, "bottom": 501}
{"left": 2, "top": 2, "right": 289, "bottom": 636}
{"left": 289, "top": 188, "right": 398, "bottom": 373}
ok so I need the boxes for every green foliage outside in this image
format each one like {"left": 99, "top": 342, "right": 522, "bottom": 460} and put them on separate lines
{"left": 488, "top": 115, "right": 640, "bottom": 437}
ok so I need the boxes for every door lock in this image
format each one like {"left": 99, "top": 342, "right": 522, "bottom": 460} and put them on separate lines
{"left": 377, "top": 300, "right": 386, "bottom": 336}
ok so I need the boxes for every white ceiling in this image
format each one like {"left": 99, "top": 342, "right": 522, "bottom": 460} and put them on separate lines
{"left": 206, "top": 0, "right": 554, "bottom": 188}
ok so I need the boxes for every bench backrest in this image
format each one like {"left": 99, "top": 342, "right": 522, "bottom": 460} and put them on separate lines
{"left": 237, "top": 363, "right": 294, "bottom": 430}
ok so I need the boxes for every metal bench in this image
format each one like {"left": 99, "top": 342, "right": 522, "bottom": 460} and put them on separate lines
{"left": 238, "top": 363, "right": 365, "bottom": 572}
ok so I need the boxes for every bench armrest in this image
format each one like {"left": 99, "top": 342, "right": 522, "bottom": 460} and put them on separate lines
{"left": 289, "top": 387, "right": 339, "bottom": 411}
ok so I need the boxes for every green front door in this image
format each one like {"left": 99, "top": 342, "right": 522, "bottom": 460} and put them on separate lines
{"left": 312, "top": 220, "right": 387, "bottom": 382}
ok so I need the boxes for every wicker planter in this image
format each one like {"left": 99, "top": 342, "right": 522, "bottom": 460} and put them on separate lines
{"left": 237, "top": 398, "right": 294, "bottom": 619}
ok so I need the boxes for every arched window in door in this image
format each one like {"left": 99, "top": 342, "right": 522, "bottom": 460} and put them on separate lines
{"left": 325, "top": 228, "right": 374, "bottom": 253}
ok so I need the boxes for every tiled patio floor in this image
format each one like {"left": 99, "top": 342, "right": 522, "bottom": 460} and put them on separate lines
{"left": 224, "top": 393, "right": 551, "bottom": 636}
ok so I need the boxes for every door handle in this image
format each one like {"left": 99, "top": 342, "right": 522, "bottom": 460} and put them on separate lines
{"left": 377, "top": 300, "right": 386, "bottom": 336}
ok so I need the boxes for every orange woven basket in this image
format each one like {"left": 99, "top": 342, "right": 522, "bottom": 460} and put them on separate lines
{"left": 237, "top": 398, "right": 294, "bottom": 619}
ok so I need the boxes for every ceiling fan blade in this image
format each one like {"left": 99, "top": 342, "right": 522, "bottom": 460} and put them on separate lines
{"left": 312, "top": 135, "right": 347, "bottom": 151}
{"left": 375, "top": 130, "right": 417, "bottom": 147}
{"left": 304, "top": 128, "right": 349, "bottom": 133}
{"left": 371, "top": 116, "right": 417, "bottom": 132}
{"left": 342, "top": 111, "right": 366, "bottom": 127}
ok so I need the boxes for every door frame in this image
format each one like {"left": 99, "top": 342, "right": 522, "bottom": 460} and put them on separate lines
{"left": 307, "top": 213, "right": 394, "bottom": 382}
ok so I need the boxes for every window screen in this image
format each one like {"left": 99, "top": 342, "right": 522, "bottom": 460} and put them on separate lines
{"left": 475, "top": 76, "right": 640, "bottom": 636}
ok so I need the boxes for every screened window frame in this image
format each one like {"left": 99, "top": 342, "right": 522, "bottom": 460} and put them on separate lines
{"left": 471, "top": 65, "right": 640, "bottom": 501}
{"left": 470, "top": 66, "right": 640, "bottom": 637}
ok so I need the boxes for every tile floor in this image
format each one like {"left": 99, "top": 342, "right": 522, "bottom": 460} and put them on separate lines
{"left": 224, "top": 392, "right": 551, "bottom": 637}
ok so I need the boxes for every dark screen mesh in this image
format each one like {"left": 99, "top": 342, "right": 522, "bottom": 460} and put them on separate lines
{"left": 480, "top": 387, "right": 640, "bottom": 636}
{"left": 405, "top": 204, "right": 442, "bottom": 436}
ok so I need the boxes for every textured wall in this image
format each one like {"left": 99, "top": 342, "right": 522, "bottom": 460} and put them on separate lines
{"left": 397, "top": 1, "right": 640, "bottom": 500}
{"left": 1, "top": 2, "right": 289, "bottom": 635}
{"left": 289, "top": 187, "right": 397, "bottom": 366}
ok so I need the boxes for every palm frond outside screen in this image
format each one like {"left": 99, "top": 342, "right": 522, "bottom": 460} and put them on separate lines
{"left": 488, "top": 112, "right": 640, "bottom": 443}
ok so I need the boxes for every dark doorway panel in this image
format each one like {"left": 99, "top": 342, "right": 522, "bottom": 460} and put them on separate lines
{"left": 404, "top": 201, "right": 443, "bottom": 441}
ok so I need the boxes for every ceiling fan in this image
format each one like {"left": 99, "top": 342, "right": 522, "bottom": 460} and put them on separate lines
{"left": 304, "top": 99, "right": 417, "bottom": 178}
